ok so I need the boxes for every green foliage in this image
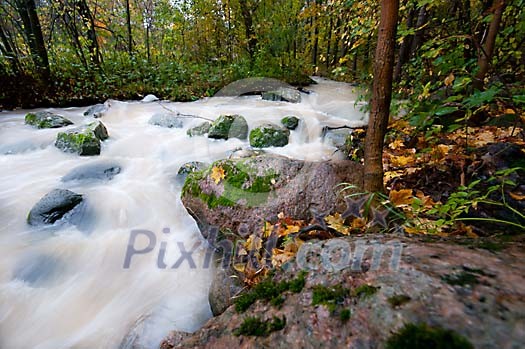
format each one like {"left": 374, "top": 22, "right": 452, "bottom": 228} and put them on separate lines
{"left": 339, "top": 309, "right": 351, "bottom": 322}
{"left": 233, "top": 316, "right": 286, "bottom": 337}
{"left": 386, "top": 323, "right": 474, "bottom": 349}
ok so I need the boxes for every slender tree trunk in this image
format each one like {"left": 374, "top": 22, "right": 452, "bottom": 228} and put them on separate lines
{"left": 16, "top": 0, "right": 49, "bottom": 78}
{"left": 239, "top": 0, "right": 258, "bottom": 60}
{"left": 125, "top": 0, "right": 133, "bottom": 55}
{"left": 76, "top": 0, "right": 101, "bottom": 66}
{"left": 0, "top": 24, "right": 21, "bottom": 73}
{"left": 364, "top": 0, "right": 399, "bottom": 193}
{"left": 474, "top": 0, "right": 505, "bottom": 90}
{"left": 393, "top": 8, "right": 415, "bottom": 82}
{"left": 409, "top": 5, "right": 428, "bottom": 56}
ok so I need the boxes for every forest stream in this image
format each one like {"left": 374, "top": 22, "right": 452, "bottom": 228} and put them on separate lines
{"left": 0, "top": 77, "right": 367, "bottom": 349}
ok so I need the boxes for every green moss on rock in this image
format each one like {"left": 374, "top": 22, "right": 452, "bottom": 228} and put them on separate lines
{"left": 281, "top": 116, "right": 300, "bottom": 130}
{"left": 233, "top": 316, "right": 286, "bottom": 337}
{"left": 208, "top": 115, "right": 248, "bottom": 140}
{"left": 249, "top": 124, "right": 290, "bottom": 148}
{"left": 187, "top": 122, "right": 211, "bottom": 137}
{"left": 54, "top": 121, "right": 109, "bottom": 156}
{"left": 312, "top": 284, "right": 349, "bottom": 313}
{"left": 182, "top": 158, "right": 279, "bottom": 208}
{"left": 386, "top": 323, "right": 474, "bottom": 349}
{"left": 25, "top": 111, "right": 73, "bottom": 129}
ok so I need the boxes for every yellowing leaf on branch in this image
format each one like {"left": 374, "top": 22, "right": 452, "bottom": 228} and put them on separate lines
{"left": 389, "top": 189, "right": 414, "bottom": 207}
{"left": 211, "top": 166, "right": 226, "bottom": 184}
{"left": 444, "top": 73, "right": 455, "bottom": 86}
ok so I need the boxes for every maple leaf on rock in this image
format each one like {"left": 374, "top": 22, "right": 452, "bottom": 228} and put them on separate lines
{"left": 211, "top": 166, "right": 226, "bottom": 184}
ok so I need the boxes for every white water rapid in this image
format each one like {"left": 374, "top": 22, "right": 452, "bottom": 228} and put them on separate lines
{"left": 0, "top": 77, "right": 367, "bottom": 349}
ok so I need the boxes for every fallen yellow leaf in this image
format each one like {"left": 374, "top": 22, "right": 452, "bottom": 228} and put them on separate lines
{"left": 211, "top": 166, "right": 226, "bottom": 184}
{"left": 325, "top": 213, "right": 351, "bottom": 235}
{"left": 390, "top": 155, "right": 414, "bottom": 167}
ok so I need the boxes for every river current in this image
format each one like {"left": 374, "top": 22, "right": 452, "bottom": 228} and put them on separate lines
{"left": 0, "top": 77, "right": 367, "bottom": 348}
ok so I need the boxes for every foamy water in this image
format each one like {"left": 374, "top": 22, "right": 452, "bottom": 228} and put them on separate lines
{"left": 0, "top": 77, "right": 367, "bottom": 348}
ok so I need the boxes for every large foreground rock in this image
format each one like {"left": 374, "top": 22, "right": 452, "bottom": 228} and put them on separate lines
{"left": 27, "top": 189, "right": 83, "bottom": 226}
{"left": 181, "top": 154, "right": 363, "bottom": 235}
{"left": 25, "top": 111, "right": 73, "bottom": 128}
{"left": 55, "top": 121, "right": 109, "bottom": 156}
{"left": 161, "top": 234, "right": 525, "bottom": 349}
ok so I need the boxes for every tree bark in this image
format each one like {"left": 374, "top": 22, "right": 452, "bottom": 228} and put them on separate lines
{"left": 239, "top": 0, "right": 258, "bottom": 60}
{"left": 16, "top": 0, "right": 49, "bottom": 78}
{"left": 363, "top": 0, "right": 399, "bottom": 193}
{"left": 474, "top": 0, "right": 505, "bottom": 90}
{"left": 125, "top": 0, "right": 133, "bottom": 55}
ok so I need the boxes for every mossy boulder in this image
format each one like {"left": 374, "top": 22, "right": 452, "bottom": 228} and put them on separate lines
{"left": 25, "top": 111, "right": 73, "bottom": 129}
{"left": 175, "top": 161, "right": 209, "bottom": 185}
{"left": 55, "top": 121, "right": 109, "bottom": 156}
{"left": 181, "top": 154, "right": 363, "bottom": 235}
{"left": 27, "top": 189, "right": 83, "bottom": 226}
{"left": 281, "top": 116, "right": 300, "bottom": 130}
{"left": 249, "top": 124, "right": 290, "bottom": 148}
{"left": 187, "top": 122, "right": 211, "bottom": 137}
{"left": 208, "top": 115, "right": 248, "bottom": 140}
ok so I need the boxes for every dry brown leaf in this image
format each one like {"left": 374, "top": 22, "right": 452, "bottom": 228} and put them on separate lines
{"left": 510, "top": 191, "right": 525, "bottom": 201}
{"left": 390, "top": 189, "right": 414, "bottom": 207}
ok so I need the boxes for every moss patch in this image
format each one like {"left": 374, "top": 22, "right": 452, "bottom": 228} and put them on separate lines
{"left": 442, "top": 271, "right": 479, "bottom": 287}
{"left": 234, "top": 271, "right": 307, "bottom": 312}
{"left": 312, "top": 284, "right": 349, "bottom": 313}
{"left": 339, "top": 309, "right": 351, "bottom": 322}
{"left": 386, "top": 323, "right": 474, "bottom": 349}
{"left": 353, "top": 284, "right": 379, "bottom": 299}
{"left": 233, "top": 316, "right": 286, "bottom": 337}
{"left": 249, "top": 125, "right": 290, "bottom": 148}
{"left": 388, "top": 294, "right": 412, "bottom": 308}
{"left": 182, "top": 159, "right": 279, "bottom": 208}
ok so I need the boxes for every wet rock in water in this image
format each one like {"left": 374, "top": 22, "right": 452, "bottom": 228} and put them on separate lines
{"left": 55, "top": 121, "right": 109, "bottom": 156}
{"left": 175, "top": 161, "right": 209, "bottom": 185}
{"left": 83, "top": 103, "right": 108, "bottom": 118}
{"left": 262, "top": 88, "right": 301, "bottom": 103}
{"left": 249, "top": 124, "right": 290, "bottom": 148}
{"left": 181, "top": 154, "right": 363, "bottom": 235}
{"left": 27, "top": 189, "right": 83, "bottom": 226}
{"left": 12, "top": 254, "right": 62, "bottom": 287}
{"left": 322, "top": 126, "right": 353, "bottom": 148}
{"left": 25, "top": 111, "right": 73, "bottom": 129}
{"left": 208, "top": 115, "right": 248, "bottom": 140}
{"left": 62, "top": 162, "right": 121, "bottom": 183}
{"left": 187, "top": 122, "right": 211, "bottom": 137}
{"left": 208, "top": 263, "right": 244, "bottom": 316}
{"left": 149, "top": 113, "right": 184, "bottom": 128}
{"left": 161, "top": 234, "right": 525, "bottom": 349}
{"left": 281, "top": 116, "right": 300, "bottom": 130}
{"left": 142, "top": 94, "right": 159, "bottom": 102}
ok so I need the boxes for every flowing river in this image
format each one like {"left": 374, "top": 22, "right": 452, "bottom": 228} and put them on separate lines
{"left": 0, "top": 77, "right": 367, "bottom": 349}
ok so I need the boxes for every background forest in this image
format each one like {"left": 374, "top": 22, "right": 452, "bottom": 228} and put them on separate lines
{"left": 0, "top": 0, "right": 524, "bottom": 115}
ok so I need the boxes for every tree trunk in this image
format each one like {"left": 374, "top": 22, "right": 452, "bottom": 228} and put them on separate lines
{"left": 363, "top": 0, "right": 399, "bottom": 193}
{"left": 16, "top": 0, "right": 49, "bottom": 78}
{"left": 474, "top": 0, "right": 505, "bottom": 90}
{"left": 75, "top": 0, "right": 101, "bottom": 66}
{"left": 239, "top": 0, "right": 258, "bottom": 60}
{"left": 125, "top": 0, "right": 133, "bottom": 55}
{"left": 0, "top": 24, "right": 21, "bottom": 73}
{"left": 393, "top": 7, "right": 415, "bottom": 82}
